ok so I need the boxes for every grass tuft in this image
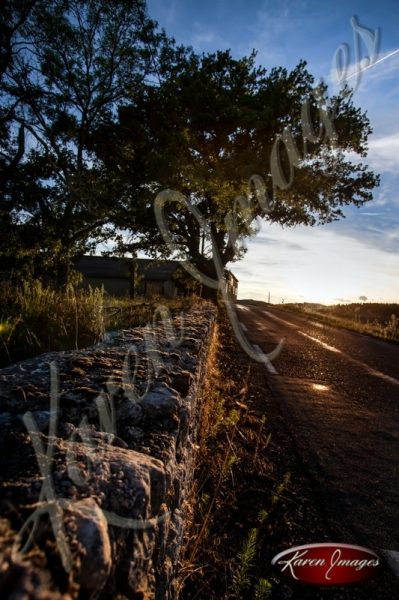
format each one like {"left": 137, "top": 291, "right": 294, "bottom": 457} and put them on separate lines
{"left": 0, "top": 281, "right": 105, "bottom": 365}
{"left": 0, "top": 281, "right": 196, "bottom": 367}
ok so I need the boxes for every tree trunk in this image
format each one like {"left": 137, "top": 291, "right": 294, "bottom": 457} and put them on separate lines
{"left": 56, "top": 255, "right": 70, "bottom": 289}
{"left": 195, "top": 258, "right": 221, "bottom": 302}
{"left": 129, "top": 260, "right": 136, "bottom": 299}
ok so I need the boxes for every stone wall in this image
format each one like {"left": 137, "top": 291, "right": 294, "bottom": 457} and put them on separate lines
{"left": 0, "top": 302, "right": 216, "bottom": 599}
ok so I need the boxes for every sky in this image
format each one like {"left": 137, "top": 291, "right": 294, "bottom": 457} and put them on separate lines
{"left": 146, "top": 0, "right": 399, "bottom": 304}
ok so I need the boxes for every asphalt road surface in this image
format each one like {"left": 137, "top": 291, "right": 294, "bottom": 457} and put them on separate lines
{"left": 236, "top": 302, "right": 399, "bottom": 575}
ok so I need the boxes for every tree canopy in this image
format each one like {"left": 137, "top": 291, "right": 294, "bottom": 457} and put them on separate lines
{"left": 111, "top": 48, "right": 378, "bottom": 287}
{"left": 0, "top": 1, "right": 379, "bottom": 290}
{"left": 0, "top": 0, "right": 167, "bottom": 284}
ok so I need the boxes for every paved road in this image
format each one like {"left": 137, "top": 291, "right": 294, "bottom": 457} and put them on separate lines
{"left": 236, "top": 302, "right": 399, "bottom": 571}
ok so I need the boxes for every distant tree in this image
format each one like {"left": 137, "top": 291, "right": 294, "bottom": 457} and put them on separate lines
{"left": 111, "top": 49, "right": 379, "bottom": 295}
{"left": 359, "top": 295, "right": 368, "bottom": 302}
{"left": 0, "top": 0, "right": 168, "bottom": 285}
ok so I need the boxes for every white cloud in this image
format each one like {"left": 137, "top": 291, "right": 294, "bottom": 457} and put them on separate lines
{"left": 234, "top": 221, "right": 399, "bottom": 303}
{"left": 367, "top": 133, "right": 399, "bottom": 173}
{"left": 345, "top": 132, "right": 399, "bottom": 174}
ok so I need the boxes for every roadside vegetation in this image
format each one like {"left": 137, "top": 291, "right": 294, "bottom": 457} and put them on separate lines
{"left": 0, "top": 280, "right": 194, "bottom": 368}
{"left": 177, "top": 309, "right": 284, "bottom": 599}
{"left": 278, "top": 302, "right": 399, "bottom": 342}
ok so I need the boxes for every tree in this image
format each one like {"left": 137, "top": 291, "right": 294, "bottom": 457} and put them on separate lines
{"left": 0, "top": 1, "right": 40, "bottom": 277}
{"left": 111, "top": 49, "right": 379, "bottom": 295}
{"left": 0, "top": 0, "right": 168, "bottom": 285}
{"left": 0, "top": 1, "right": 40, "bottom": 77}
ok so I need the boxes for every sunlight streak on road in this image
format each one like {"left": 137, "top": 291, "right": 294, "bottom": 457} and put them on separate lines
{"left": 312, "top": 383, "right": 330, "bottom": 391}
{"left": 299, "top": 332, "right": 342, "bottom": 353}
{"left": 298, "top": 332, "right": 399, "bottom": 386}
{"left": 263, "top": 311, "right": 299, "bottom": 328}
{"left": 248, "top": 307, "right": 399, "bottom": 387}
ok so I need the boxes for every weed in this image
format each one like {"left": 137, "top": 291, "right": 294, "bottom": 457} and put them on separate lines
{"left": 254, "top": 578, "right": 273, "bottom": 599}
{"left": 224, "top": 408, "right": 240, "bottom": 428}
{"left": 209, "top": 392, "right": 226, "bottom": 438}
{"left": 384, "top": 314, "right": 398, "bottom": 338}
{"left": 0, "top": 282, "right": 106, "bottom": 366}
{"left": 232, "top": 528, "right": 258, "bottom": 594}
{"left": 221, "top": 454, "right": 238, "bottom": 483}
{"left": 258, "top": 509, "right": 269, "bottom": 524}
{"left": 272, "top": 472, "right": 291, "bottom": 505}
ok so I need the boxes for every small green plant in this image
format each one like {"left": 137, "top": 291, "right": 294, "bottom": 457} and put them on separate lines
{"left": 272, "top": 471, "right": 291, "bottom": 505}
{"left": 225, "top": 408, "right": 240, "bottom": 428}
{"left": 258, "top": 509, "right": 269, "bottom": 524}
{"left": 232, "top": 520, "right": 273, "bottom": 598}
{"left": 254, "top": 578, "right": 273, "bottom": 599}
{"left": 221, "top": 453, "right": 238, "bottom": 483}
{"left": 232, "top": 528, "right": 258, "bottom": 594}
{"left": 208, "top": 392, "right": 226, "bottom": 438}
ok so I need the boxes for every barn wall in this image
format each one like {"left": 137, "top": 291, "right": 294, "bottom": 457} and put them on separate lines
{"left": 80, "top": 276, "right": 131, "bottom": 297}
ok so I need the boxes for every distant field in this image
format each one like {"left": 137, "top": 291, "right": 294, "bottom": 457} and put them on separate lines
{"left": 278, "top": 302, "right": 399, "bottom": 342}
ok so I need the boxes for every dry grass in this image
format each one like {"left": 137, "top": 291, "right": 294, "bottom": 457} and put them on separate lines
{"left": 279, "top": 302, "right": 399, "bottom": 341}
{"left": 0, "top": 281, "right": 105, "bottom": 366}
{"left": 177, "top": 309, "right": 274, "bottom": 600}
{"left": 181, "top": 321, "right": 240, "bottom": 572}
{"left": 103, "top": 294, "right": 195, "bottom": 330}
{"left": 0, "top": 281, "right": 196, "bottom": 367}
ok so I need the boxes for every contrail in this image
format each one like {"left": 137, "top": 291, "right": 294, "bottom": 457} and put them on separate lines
{"left": 346, "top": 47, "right": 399, "bottom": 80}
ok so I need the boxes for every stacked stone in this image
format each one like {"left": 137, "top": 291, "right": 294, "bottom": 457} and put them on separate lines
{"left": 0, "top": 303, "right": 216, "bottom": 599}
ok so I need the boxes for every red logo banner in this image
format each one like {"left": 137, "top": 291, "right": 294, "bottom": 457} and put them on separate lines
{"left": 272, "top": 543, "right": 383, "bottom": 586}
